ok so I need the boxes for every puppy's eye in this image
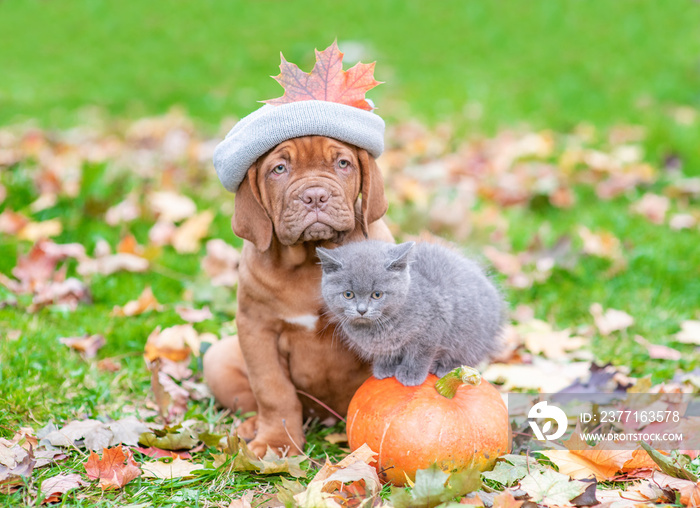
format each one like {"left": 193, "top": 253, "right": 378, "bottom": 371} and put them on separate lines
{"left": 272, "top": 164, "right": 287, "bottom": 175}
{"left": 371, "top": 291, "right": 383, "bottom": 300}
{"left": 337, "top": 159, "right": 350, "bottom": 169}
{"left": 343, "top": 291, "right": 355, "bottom": 299}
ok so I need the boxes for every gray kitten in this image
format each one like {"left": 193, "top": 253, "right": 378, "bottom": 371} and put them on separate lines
{"left": 317, "top": 240, "right": 505, "bottom": 386}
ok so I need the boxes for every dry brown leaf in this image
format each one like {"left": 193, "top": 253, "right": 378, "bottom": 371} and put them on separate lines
{"left": 202, "top": 239, "right": 240, "bottom": 287}
{"left": 77, "top": 252, "right": 149, "bottom": 276}
{"left": 84, "top": 445, "right": 142, "bottom": 490}
{"left": 141, "top": 456, "right": 204, "bottom": 478}
{"left": 631, "top": 193, "right": 670, "bottom": 225}
{"left": 59, "top": 334, "right": 106, "bottom": 359}
{"left": 149, "top": 360, "right": 190, "bottom": 419}
{"left": 175, "top": 305, "right": 213, "bottom": 323}
{"left": 0, "top": 210, "right": 29, "bottom": 234}
{"left": 171, "top": 210, "right": 214, "bottom": 253}
{"left": 29, "top": 278, "right": 91, "bottom": 312}
{"left": 228, "top": 493, "right": 254, "bottom": 508}
{"left": 148, "top": 191, "right": 197, "bottom": 222}
{"left": 17, "top": 219, "right": 63, "bottom": 241}
{"left": 634, "top": 335, "right": 682, "bottom": 361}
{"left": 492, "top": 490, "right": 524, "bottom": 508}
{"left": 517, "top": 319, "right": 588, "bottom": 359}
{"left": 669, "top": 213, "right": 697, "bottom": 230}
{"left": 675, "top": 320, "right": 700, "bottom": 345}
{"left": 105, "top": 197, "right": 140, "bottom": 226}
{"left": 112, "top": 286, "right": 163, "bottom": 317}
{"left": 144, "top": 325, "right": 194, "bottom": 362}
{"left": 40, "top": 473, "right": 87, "bottom": 504}
{"left": 590, "top": 303, "right": 635, "bottom": 335}
{"left": 540, "top": 449, "right": 620, "bottom": 481}
{"left": 646, "top": 471, "right": 700, "bottom": 507}
{"left": 483, "top": 358, "right": 591, "bottom": 392}
{"left": 97, "top": 358, "right": 122, "bottom": 372}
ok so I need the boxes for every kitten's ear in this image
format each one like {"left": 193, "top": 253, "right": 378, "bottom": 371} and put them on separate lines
{"left": 386, "top": 242, "right": 415, "bottom": 271}
{"left": 316, "top": 247, "right": 344, "bottom": 273}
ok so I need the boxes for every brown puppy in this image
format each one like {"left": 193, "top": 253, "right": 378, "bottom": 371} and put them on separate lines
{"left": 204, "top": 135, "right": 393, "bottom": 457}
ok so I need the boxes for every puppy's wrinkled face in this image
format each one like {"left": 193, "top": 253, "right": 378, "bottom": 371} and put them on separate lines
{"left": 255, "top": 136, "right": 361, "bottom": 245}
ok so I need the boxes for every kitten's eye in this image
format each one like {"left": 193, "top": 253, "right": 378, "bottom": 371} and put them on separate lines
{"left": 272, "top": 164, "right": 287, "bottom": 175}
{"left": 343, "top": 291, "right": 355, "bottom": 299}
{"left": 337, "top": 159, "right": 350, "bottom": 170}
{"left": 371, "top": 291, "right": 383, "bottom": 300}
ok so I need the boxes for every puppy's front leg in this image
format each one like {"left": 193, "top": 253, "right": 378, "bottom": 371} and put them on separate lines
{"left": 237, "top": 309, "right": 305, "bottom": 457}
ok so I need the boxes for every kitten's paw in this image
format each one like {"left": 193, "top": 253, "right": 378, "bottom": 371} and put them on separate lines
{"left": 373, "top": 363, "right": 396, "bottom": 380}
{"left": 395, "top": 367, "right": 429, "bottom": 386}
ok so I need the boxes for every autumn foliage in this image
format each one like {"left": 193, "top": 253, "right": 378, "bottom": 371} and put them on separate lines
{"left": 263, "top": 41, "right": 382, "bottom": 110}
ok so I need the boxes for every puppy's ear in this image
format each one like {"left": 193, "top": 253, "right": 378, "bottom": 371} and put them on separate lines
{"left": 232, "top": 166, "right": 273, "bottom": 252}
{"left": 357, "top": 149, "right": 388, "bottom": 238}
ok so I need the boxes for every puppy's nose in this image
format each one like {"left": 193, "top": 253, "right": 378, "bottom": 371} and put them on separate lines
{"left": 301, "top": 187, "right": 330, "bottom": 210}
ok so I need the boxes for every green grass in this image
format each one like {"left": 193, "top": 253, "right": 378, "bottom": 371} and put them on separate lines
{"left": 1, "top": 0, "right": 700, "bottom": 174}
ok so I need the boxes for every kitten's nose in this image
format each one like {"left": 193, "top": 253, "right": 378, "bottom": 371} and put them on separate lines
{"left": 357, "top": 304, "right": 367, "bottom": 316}
{"left": 301, "top": 187, "right": 330, "bottom": 211}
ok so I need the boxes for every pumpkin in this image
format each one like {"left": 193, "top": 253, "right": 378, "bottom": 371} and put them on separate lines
{"left": 346, "top": 366, "right": 510, "bottom": 485}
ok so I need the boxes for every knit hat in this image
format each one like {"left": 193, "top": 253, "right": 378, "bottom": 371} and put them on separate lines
{"left": 213, "top": 100, "right": 385, "bottom": 193}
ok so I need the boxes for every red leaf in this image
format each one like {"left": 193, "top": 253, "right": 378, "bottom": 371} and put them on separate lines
{"left": 84, "top": 445, "right": 142, "bottom": 490}
{"left": 263, "top": 41, "right": 382, "bottom": 111}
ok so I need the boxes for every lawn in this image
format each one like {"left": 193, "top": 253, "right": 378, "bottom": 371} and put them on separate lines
{"left": 1, "top": 1, "right": 700, "bottom": 506}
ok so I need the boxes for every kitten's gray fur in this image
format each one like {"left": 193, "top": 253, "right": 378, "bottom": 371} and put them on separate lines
{"left": 317, "top": 240, "right": 505, "bottom": 386}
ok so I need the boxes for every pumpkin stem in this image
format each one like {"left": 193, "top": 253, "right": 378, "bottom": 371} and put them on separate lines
{"left": 434, "top": 366, "right": 481, "bottom": 399}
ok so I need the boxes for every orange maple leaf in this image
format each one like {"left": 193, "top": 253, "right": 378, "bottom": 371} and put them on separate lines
{"left": 84, "top": 445, "right": 142, "bottom": 490}
{"left": 263, "top": 41, "right": 382, "bottom": 111}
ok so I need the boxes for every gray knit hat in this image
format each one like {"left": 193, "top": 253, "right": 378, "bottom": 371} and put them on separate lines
{"left": 213, "top": 100, "right": 385, "bottom": 193}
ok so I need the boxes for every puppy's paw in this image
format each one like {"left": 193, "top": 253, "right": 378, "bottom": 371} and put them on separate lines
{"left": 395, "top": 366, "right": 429, "bottom": 386}
{"left": 236, "top": 415, "right": 258, "bottom": 441}
{"left": 248, "top": 434, "right": 304, "bottom": 459}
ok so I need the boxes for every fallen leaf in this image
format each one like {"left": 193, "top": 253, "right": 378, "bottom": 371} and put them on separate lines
{"left": 133, "top": 447, "right": 192, "bottom": 459}
{"left": 84, "top": 445, "right": 142, "bottom": 490}
{"left": 40, "top": 417, "right": 149, "bottom": 450}
{"left": 518, "top": 469, "right": 588, "bottom": 505}
{"left": 635, "top": 335, "right": 682, "bottom": 360}
{"left": 482, "top": 455, "right": 546, "bottom": 486}
{"left": 139, "top": 428, "right": 199, "bottom": 451}
{"left": 176, "top": 305, "right": 213, "bottom": 323}
{"left": 144, "top": 325, "right": 194, "bottom": 362}
{"left": 228, "top": 492, "right": 253, "bottom": 508}
{"left": 669, "top": 213, "right": 697, "bottom": 230}
{"left": 645, "top": 470, "right": 700, "bottom": 507}
{"left": 639, "top": 442, "right": 697, "bottom": 481}
{"left": 517, "top": 319, "right": 588, "bottom": 359}
{"left": 171, "top": 210, "right": 214, "bottom": 253}
{"left": 149, "top": 359, "right": 190, "bottom": 420}
{"left": 16, "top": 219, "right": 63, "bottom": 241}
{"left": 105, "top": 196, "right": 140, "bottom": 225}
{"left": 590, "top": 303, "right": 634, "bottom": 336}
{"left": 263, "top": 40, "right": 381, "bottom": 111}
{"left": 202, "top": 239, "right": 240, "bottom": 287}
{"left": 97, "top": 358, "right": 122, "bottom": 372}
{"left": 40, "top": 473, "right": 87, "bottom": 504}
{"left": 492, "top": 491, "right": 524, "bottom": 508}
{"left": 218, "top": 433, "right": 306, "bottom": 477}
{"left": 112, "top": 286, "right": 163, "bottom": 317}
{"left": 483, "top": 359, "right": 591, "bottom": 392}
{"left": 59, "top": 334, "right": 106, "bottom": 359}
{"left": 141, "top": 456, "right": 204, "bottom": 479}
{"left": 391, "top": 464, "right": 481, "bottom": 508}
{"left": 29, "top": 277, "right": 91, "bottom": 312}
{"left": 631, "top": 193, "right": 670, "bottom": 225}
{"left": 0, "top": 440, "right": 35, "bottom": 481}
{"left": 148, "top": 191, "right": 197, "bottom": 223}
{"left": 77, "top": 252, "right": 149, "bottom": 276}
{"left": 675, "top": 321, "right": 700, "bottom": 345}
{"left": 323, "top": 433, "right": 348, "bottom": 445}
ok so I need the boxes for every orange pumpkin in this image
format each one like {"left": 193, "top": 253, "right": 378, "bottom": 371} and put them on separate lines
{"left": 346, "top": 367, "right": 510, "bottom": 485}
